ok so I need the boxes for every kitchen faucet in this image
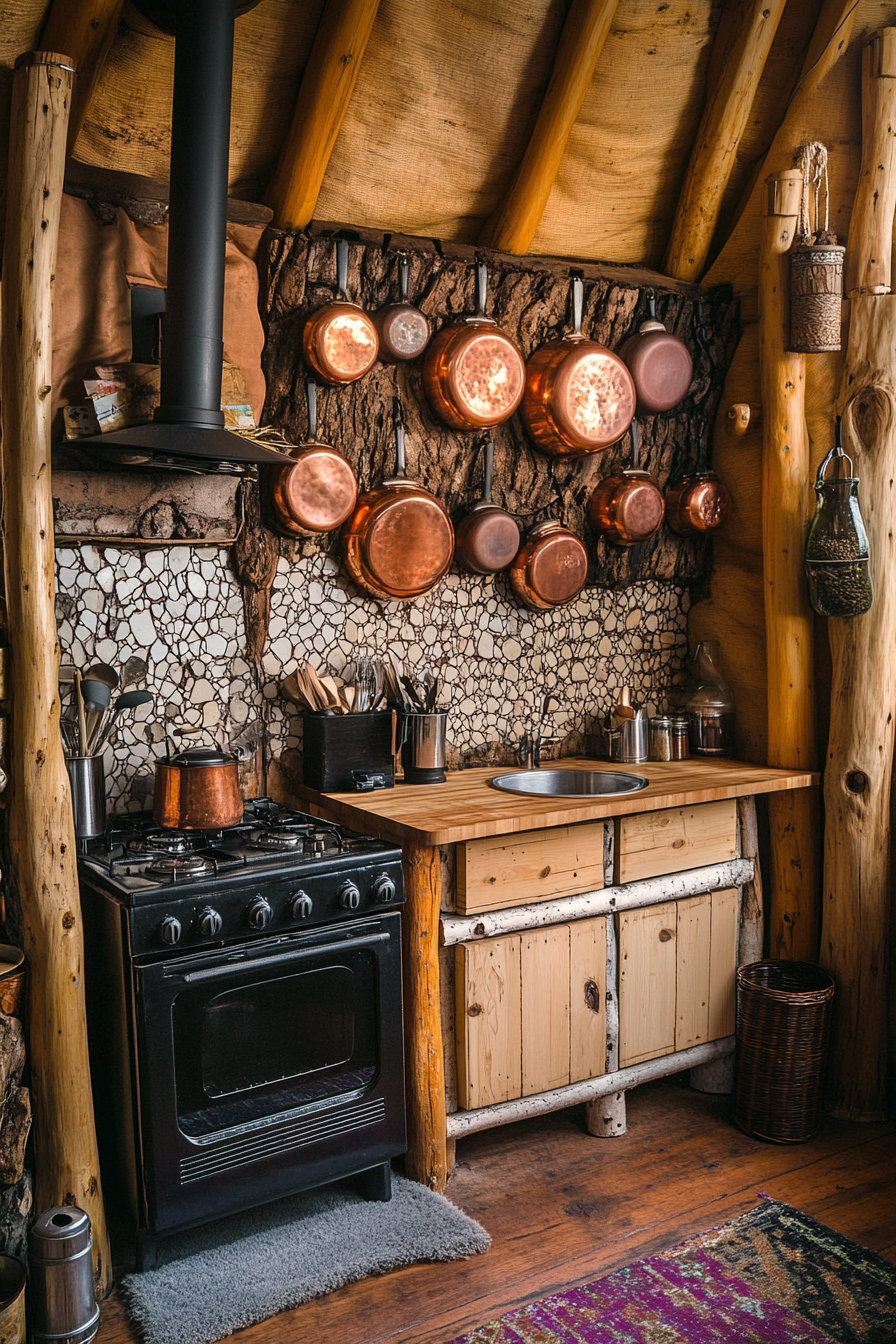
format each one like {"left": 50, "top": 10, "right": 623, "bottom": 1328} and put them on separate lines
{"left": 518, "top": 694, "right": 560, "bottom": 768}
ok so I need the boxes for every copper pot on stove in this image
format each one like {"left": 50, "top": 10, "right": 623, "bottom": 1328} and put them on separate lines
{"left": 665, "top": 436, "right": 732, "bottom": 535}
{"left": 303, "top": 237, "right": 379, "bottom": 385}
{"left": 423, "top": 259, "right": 525, "bottom": 429}
{"left": 154, "top": 744, "right": 244, "bottom": 830}
{"left": 509, "top": 518, "right": 589, "bottom": 611}
{"left": 618, "top": 290, "right": 693, "bottom": 415}
{"left": 522, "top": 273, "right": 637, "bottom": 458}
{"left": 269, "top": 379, "right": 358, "bottom": 534}
{"left": 588, "top": 420, "right": 665, "bottom": 546}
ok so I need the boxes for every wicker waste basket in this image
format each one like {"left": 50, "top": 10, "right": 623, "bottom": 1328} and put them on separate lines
{"left": 734, "top": 960, "right": 835, "bottom": 1144}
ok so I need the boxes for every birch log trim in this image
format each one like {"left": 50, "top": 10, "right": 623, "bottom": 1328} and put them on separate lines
{"left": 736, "top": 796, "right": 764, "bottom": 966}
{"left": 447, "top": 1038, "right": 734, "bottom": 1138}
{"left": 604, "top": 907, "right": 620, "bottom": 1073}
{"left": 440, "top": 858, "right": 755, "bottom": 945}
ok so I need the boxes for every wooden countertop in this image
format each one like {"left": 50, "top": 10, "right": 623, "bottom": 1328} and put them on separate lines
{"left": 284, "top": 757, "right": 819, "bottom": 847}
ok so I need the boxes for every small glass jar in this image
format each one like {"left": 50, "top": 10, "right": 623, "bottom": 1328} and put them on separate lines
{"left": 669, "top": 715, "right": 690, "bottom": 760}
{"left": 686, "top": 641, "right": 736, "bottom": 757}
{"left": 805, "top": 429, "right": 872, "bottom": 619}
{"left": 649, "top": 716, "right": 673, "bottom": 761}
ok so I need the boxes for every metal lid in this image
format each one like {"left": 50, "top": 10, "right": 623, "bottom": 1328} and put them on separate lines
{"left": 30, "top": 1207, "right": 92, "bottom": 1259}
{"left": 170, "top": 745, "right": 236, "bottom": 767}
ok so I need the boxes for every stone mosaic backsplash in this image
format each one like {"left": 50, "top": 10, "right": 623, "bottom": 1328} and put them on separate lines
{"left": 55, "top": 543, "right": 690, "bottom": 812}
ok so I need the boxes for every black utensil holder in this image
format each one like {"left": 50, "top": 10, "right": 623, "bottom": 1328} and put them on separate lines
{"left": 302, "top": 711, "right": 395, "bottom": 792}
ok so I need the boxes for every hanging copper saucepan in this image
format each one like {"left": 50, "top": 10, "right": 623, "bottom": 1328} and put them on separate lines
{"left": 269, "top": 379, "right": 359, "bottom": 535}
{"left": 618, "top": 290, "right": 693, "bottom": 415}
{"left": 374, "top": 252, "right": 431, "bottom": 362}
{"left": 423, "top": 259, "right": 526, "bottom": 429}
{"left": 588, "top": 420, "right": 665, "bottom": 546}
{"left": 665, "top": 434, "right": 732, "bottom": 536}
{"left": 522, "top": 273, "right": 637, "bottom": 458}
{"left": 341, "top": 400, "right": 455, "bottom": 601}
{"left": 509, "top": 518, "right": 589, "bottom": 611}
{"left": 455, "top": 438, "right": 521, "bottom": 575}
{"left": 303, "top": 237, "right": 379, "bottom": 385}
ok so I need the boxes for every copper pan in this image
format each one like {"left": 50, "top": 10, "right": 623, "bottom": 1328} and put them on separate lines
{"left": 509, "top": 518, "right": 588, "bottom": 611}
{"left": 522, "top": 273, "right": 636, "bottom": 458}
{"left": 455, "top": 438, "right": 520, "bottom": 574}
{"left": 270, "top": 379, "right": 358, "bottom": 535}
{"left": 588, "top": 420, "right": 665, "bottom": 547}
{"left": 618, "top": 290, "right": 693, "bottom": 415}
{"left": 154, "top": 744, "right": 244, "bottom": 830}
{"left": 303, "top": 237, "right": 379, "bottom": 385}
{"left": 341, "top": 401, "right": 454, "bottom": 601}
{"left": 423, "top": 259, "right": 525, "bottom": 429}
{"left": 374, "top": 252, "right": 431, "bottom": 362}
{"left": 665, "top": 436, "right": 732, "bottom": 535}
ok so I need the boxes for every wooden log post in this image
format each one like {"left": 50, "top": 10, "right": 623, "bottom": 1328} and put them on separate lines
{"left": 846, "top": 31, "right": 896, "bottom": 296}
{"left": 402, "top": 842, "right": 448, "bottom": 1191}
{"left": 0, "top": 52, "right": 111, "bottom": 1293}
{"left": 664, "top": 0, "right": 787, "bottom": 282}
{"left": 265, "top": 0, "right": 382, "bottom": 230}
{"left": 478, "top": 0, "right": 620, "bottom": 255}
{"left": 821, "top": 30, "right": 896, "bottom": 1120}
{"left": 39, "top": 0, "right": 125, "bottom": 155}
{"left": 759, "top": 170, "right": 821, "bottom": 962}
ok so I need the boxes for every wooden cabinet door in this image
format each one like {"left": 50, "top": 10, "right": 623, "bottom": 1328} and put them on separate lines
{"left": 618, "top": 902, "right": 677, "bottom": 1066}
{"left": 455, "top": 934, "right": 521, "bottom": 1110}
{"left": 708, "top": 887, "right": 738, "bottom": 1040}
{"left": 457, "top": 822, "right": 605, "bottom": 914}
{"left": 675, "top": 894, "right": 711, "bottom": 1050}
{"left": 616, "top": 800, "right": 737, "bottom": 884}
{"left": 569, "top": 917, "right": 607, "bottom": 1083}
{"left": 521, "top": 926, "right": 570, "bottom": 1096}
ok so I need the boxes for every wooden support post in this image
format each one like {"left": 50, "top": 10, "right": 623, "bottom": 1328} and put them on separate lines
{"left": 402, "top": 842, "right": 448, "bottom": 1191}
{"left": 265, "top": 0, "right": 382, "bottom": 230}
{"left": 39, "top": 0, "right": 125, "bottom": 155}
{"left": 847, "top": 31, "right": 896, "bottom": 295}
{"left": 478, "top": 0, "right": 620, "bottom": 255}
{"left": 0, "top": 52, "right": 111, "bottom": 1293}
{"left": 735, "top": 796, "right": 764, "bottom": 967}
{"left": 759, "top": 170, "right": 820, "bottom": 962}
{"left": 664, "top": 0, "right": 787, "bottom": 282}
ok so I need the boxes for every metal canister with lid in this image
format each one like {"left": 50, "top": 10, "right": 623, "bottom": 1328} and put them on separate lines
{"left": 29, "top": 1207, "right": 100, "bottom": 1344}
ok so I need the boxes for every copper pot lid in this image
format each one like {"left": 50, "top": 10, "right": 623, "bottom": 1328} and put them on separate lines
{"left": 303, "top": 238, "right": 379, "bottom": 384}
{"left": 619, "top": 292, "right": 693, "bottom": 414}
{"left": 455, "top": 439, "right": 521, "bottom": 573}
{"left": 361, "top": 492, "right": 454, "bottom": 596}
{"left": 426, "top": 261, "right": 526, "bottom": 427}
{"left": 520, "top": 520, "right": 588, "bottom": 605}
{"left": 276, "top": 381, "right": 358, "bottom": 531}
{"left": 551, "top": 345, "right": 636, "bottom": 448}
{"left": 375, "top": 254, "right": 431, "bottom": 360}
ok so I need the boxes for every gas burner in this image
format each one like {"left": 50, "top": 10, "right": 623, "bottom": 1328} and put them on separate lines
{"left": 136, "top": 833, "right": 204, "bottom": 857}
{"left": 146, "top": 854, "right": 215, "bottom": 881}
{"left": 245, "top": 829, "right": 303, "bottom": 852}
{"left": 304, "top": 835, "right": 328, "bottom": 857}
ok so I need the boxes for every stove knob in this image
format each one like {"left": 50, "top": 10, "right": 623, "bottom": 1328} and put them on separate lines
{"left": 197, "top": 906, "right": 223, "bottom": 938}
{"left": 372, "top": 874, "right": 396, "bottom": 904}
{"left": 290, "top": 891, "right": 314, "bottom": 921}
{"left": 247, "top": 896, "right": 273, "bottom": 930}
{"left": 159, "top": 915, "right": 182, "bottom": 946}
{"left": 339, "top": 881, "right": 362, "bottom": 911}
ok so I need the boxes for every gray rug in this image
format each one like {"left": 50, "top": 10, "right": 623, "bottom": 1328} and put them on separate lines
{"left": 120, "top": 1173, "right": 490, "bottom": 1344}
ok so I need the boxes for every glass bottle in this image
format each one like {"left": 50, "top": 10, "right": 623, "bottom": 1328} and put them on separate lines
{"left": 805, "top": 417, "right": 872, "bottom": 619}
{"left": 686, "top": 641, "right": 736, "bottom": 757}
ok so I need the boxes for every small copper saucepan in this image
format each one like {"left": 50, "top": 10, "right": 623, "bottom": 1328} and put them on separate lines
{"left": 423, "top": 259, "right": 525, "bottom": 429}
{"left": 270, "top": 379, "right": 358, "bottom": 535}
{"left": 303, "top": 237, "right": 379, "bottom": 385}
{"left": 588, "top": 420, "right": 665, "bottom": 547}
{"left": 618, "top": 290, "right": 693, "bottom": 415}
{"left": 522, "top": 273, "right": 637, "bottom": 458}
{"left": 374, "top": 253, "right": 431, "bottom": 362}
{"left": 455, "top": 438, "right": 521, "bottom": 575}
{"left": 509, "top": 518, "right": 589, "bottom": 611}
{"left": 665, "top": 436, "right": 732, "bottom": 536}
{"left": 341, "top": 401, "right": 455, "bottom": 601}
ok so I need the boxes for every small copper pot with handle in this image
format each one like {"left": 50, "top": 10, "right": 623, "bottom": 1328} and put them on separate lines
{"left": 154, "top": 744, "right": 244, "bottom": 830}
{"left": 303, "top": 237, "right": 379, "bottom": 385}
{"left": 455, "top": 438, "right": 521, "bottom": 574}
{"left": 665, "top": 436, "right": 732, "bottom": 536}
{"left": 522, "top": 273, "right": 637, "bottom": 457}
{"left": 509, "top": 517, "right": 589, "bottom": 611}
{"left": 618, "top": 290, "right": 693, "bottom": 415}
{"left": 423, "top": 259, "right": 525, "bottom": 429}
{"left": 374, "top": 252, "right": 431, "bottom": 362}
{"left": 269, "top": 379, "right": 358, "bottom": 535}
{"left": 588, "top": 420, "right": 665, "bottom": 546}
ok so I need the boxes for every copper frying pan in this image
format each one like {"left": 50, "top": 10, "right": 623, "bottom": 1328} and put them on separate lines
{"left": 665, "top": 435, "right": 732, "bottom": 535}
{"left": 618, "top": 290, "right": 693, "bottom": 415}
{"left": 269, "top": 380, "right": 358, "bottom": 535}
{"left": 588, "top": 420, "right": 665, "bottom": 546}
{"left": 522, "top": 273, "right": 637, "bottom": 458}
{"left": 374, "top": 253, "right": 431, "bottom": 362}
{"left": 455, "top": 439, "right": 521, "bottom": 574}
{"left": 509, "top": 518, "right": 588, "bottom": 611}
{"left": 341, "top": 402, "right": 455, "bottom": 601}
{"left": 303, "top": 238, "right": 379, "bottom": 385}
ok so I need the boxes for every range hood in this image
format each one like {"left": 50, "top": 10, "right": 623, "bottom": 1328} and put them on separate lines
{"left": 78, "top": 0, "right": 287, "bottom": 475}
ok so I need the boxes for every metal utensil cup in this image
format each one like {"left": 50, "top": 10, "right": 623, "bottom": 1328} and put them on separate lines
{"left": 400, "top": 710, "right": 448, "bottom": 784}
{"left": 606, "top": 712, "right": 648, "bottom": 764}
{"left": 65, "top": 756, "right": 106, "bottom": 840}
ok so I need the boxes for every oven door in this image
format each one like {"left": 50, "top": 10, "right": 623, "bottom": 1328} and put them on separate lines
{"left": 132, "top": 912, "right": 405, "bottom": 1234}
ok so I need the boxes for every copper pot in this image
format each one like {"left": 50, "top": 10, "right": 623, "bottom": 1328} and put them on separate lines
{"left": 341, "top": 402, "right": 454, "bottom": 600}
{"left": 665, "top": 438, "right": 732, "bottom": 535}
{"left": 423, "top": 260, "right": 525, "bottom": 429}
{"left": 618, "top": 291, "right": 693, "bottom": 414}
{"left": 522, "top": 273, "right": 637, "bottom": 458}
{"left": 374, "top": 253, "right": 431, "bottom": 362}
{"left": 588, "top": 420, "right": 665, "bottom": 546}
{"left": 303, "top": 237, "right": 379, "bottom": 385}
{"left": 270, "top": 379, "right": 358, "bottom": 535}
{"left": 509, "top": 518, "right": 588, "bottom": 611}
{"left": 154, "top": 744, "right": 244, "bottom": 830}
{"left": 455, "top": 438, "right": 520, "bottom": 574}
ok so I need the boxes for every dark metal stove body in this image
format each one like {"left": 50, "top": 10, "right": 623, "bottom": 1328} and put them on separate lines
{"left": 79, "top": 800, "right": 406, "bottom": 1267}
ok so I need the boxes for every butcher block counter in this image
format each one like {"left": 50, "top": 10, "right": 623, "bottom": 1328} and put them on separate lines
{"left": 278, "top": 757, "right": 818, "bottom": 1192}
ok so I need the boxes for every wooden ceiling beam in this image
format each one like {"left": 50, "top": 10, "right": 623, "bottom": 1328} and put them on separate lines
{"left": 265, "top": 0, "right": 382, "bottom": 232}
{"left": 39, "top": 0, "right": 125, "bottom": 156}
{"left": 664, "top": 0, "right": 787, "bottom": 283}
{"left": 478, "top": 0, "right": 620, "bottom": 256}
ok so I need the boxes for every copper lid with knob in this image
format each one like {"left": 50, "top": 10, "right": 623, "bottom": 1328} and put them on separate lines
{"left": 588, "top": 420, "right": 665, "bottom": 547}
{"left": 270, "top": 379, "right": 359, "bottom": 535}
{"left": 522, "top": 273, "right": 637, "bottom": 457}
{"left": 374, "top": 252, "right": 431, "bottom": 362}
{"left": 618, "top": 290, "right": 693, "bottom": 415}
{"left": 303, "top": 237, "right": 379, "bottom": 385}
{"left": 510, "top": 518, "right": 589, "bottom": 611}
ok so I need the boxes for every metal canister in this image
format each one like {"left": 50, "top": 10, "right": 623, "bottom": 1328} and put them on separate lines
{"left": 29, "top": 1207, "right": 100, "bottom": 1344}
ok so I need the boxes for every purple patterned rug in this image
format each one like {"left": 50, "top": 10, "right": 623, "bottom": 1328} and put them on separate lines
{"left": 451, "top": 1199, "right": 896, "bottom": 1344}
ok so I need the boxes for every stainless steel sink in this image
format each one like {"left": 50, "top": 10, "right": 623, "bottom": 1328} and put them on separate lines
{"left": 490, "top": 768, "right": 649, "bottom": 798}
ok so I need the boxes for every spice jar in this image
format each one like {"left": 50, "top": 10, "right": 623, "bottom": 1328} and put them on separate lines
{"left": 805, "top": 417, "right": 872, "bottom": 619}
{"left": 686, "top": 641, "right": 736, "bottom": 756}
{"left": 648, "top": 716, "right": 673, "bottom": 761}
{"left": 669, "top": 715, "right": 690, "bottom": 760}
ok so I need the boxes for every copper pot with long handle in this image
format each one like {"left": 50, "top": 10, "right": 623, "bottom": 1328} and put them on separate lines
{"left": 455, "top": 438, "right": 521, "bottom": 574}
{"left": 522, "top": 273, "right": 637, "bottom": 458}
{"left": 588, "top": 420, "right": 665, "bottom": 546}
{"left": 509, "top": 517, "right": 588, "bottom": 611}
{"left": 341, "top": 401, "right": 455, "bottom": 600}
{"left": 270, "top": 379, "right": 359, "bottom": 535}
{"left": 423, "top": 259, "right": 526, "bottom": 429}
{"left": 154, "top": 744, "right": 244, "bottom": 830}
{"left": 665, "top": 435, "right": 732, "bottom": 535}
{"left": 374, "top": 252, "right": 431, "bottom": 362}
{"left": 303, "top": 237, "right": 379, "bottom": 385}
{"left": 618, "top": 290, "right": 693, "bottom": 415}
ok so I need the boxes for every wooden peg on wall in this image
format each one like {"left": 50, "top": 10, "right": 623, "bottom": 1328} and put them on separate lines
{"left": 725, "top": 403, "right": 762, "bottom": 437}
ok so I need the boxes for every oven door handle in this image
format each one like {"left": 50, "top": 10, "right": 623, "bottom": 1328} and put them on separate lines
{"left": 173, "top": 931, "right": 391, "bottom": 985}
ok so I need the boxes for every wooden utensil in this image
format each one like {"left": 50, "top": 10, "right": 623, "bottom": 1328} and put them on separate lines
{"left": 270, "top": 379, "right": 359, "bottom": 534}
{"left": 303, "top": 237, "right": 379, "bottom": 385}
{"left": 455, "top": 438, "right": 521, "bottom": 574}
